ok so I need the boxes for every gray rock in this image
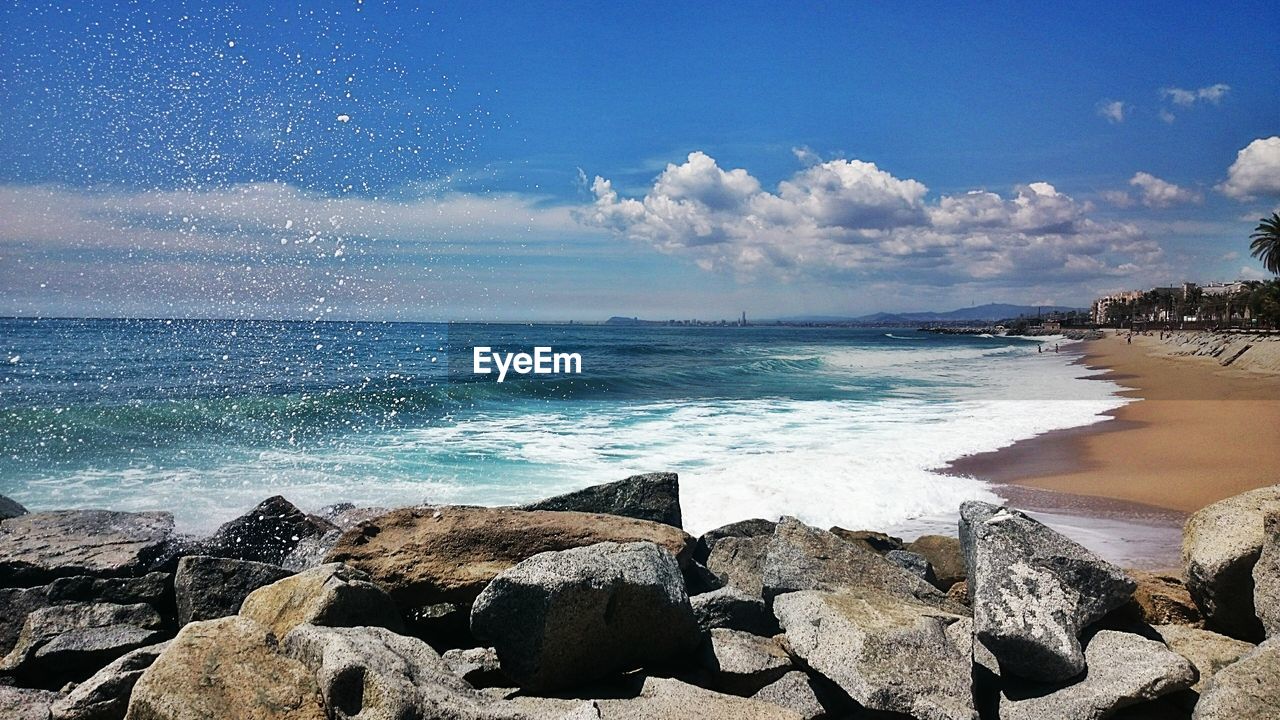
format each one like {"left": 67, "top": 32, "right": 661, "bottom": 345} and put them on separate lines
{"left": 0, "top": 602, "right": 166, "bottom": 688}
{"left": 51, "top": 641, "right": 168, "bottom": 720}
{"left": 695, "top": 518, "right": 777, "bottom": 564}
{"left": 1154, "top": 624, "right": 1255, "bottom": 694}
{"left": 690, "top": 586, "right": 778, "bottom": 636}
{"left": 698, "top": 628, "right": 792, "bottom": 696}
{"left": 0, "top": 572, "right": 170, "bottom": 658}
{"left": 174, "top": 555, "right": 292, "bottom": 625}
{"left": 762, "top": 517, "right": 952, "bottom": 608}
{"left": 594, "top": 676, "right": 805, "bottom": 720}
{"left": 0, "top": 685, "right": 62, "bottom": 720}
{"left": 1253, "top": 511, "right": 1280, "bottom": 639}
{"left": 998, "top": 630, "right": 1196, "bottom": 720}
{"left": 0, "top": 494, "right": 27, "bottom": 521}
{"left": 442, "top": 646, "right": 509, "bottom": 688}
{"left": 202, "top": 495, "right": 336, "bottom": 566}
{"left": 906, "top": 534, "right": 966, "bottom": 590}
{"left": 960, "top": 501, "right": 1136, "bottom": 682}
{"left": 315, "top": 503, "right": 390, "bottom": 529}
{"left": 1192, "top": 637, "right": 1280, "bottom": 719}
{"left": 1183, "top": 484, "right": 1280, "bottom": 641}
{"left": 0, "top": 510, "right": 175, "bottom": 586}
{"left": 750, "top": 671, "right": 829, "bottom": 720}
{"left": 521, "top": 473, "right": 683, "bottom": 528}
{"left": 706, "top": 534, "right": 771, "bottom": 597}
{"left": 470, "top": 541, "right": 700, "bottom": 692}
{"left": 773, "top": 590, "right": 975, "bottom": 720}
{"left": 828, "top": 528, "right": 903, "bottom": 554}
{"left": 238, "top": 562, "right": 402, "bottom": 639}
{"left": 279, "top": 529, "right": 343, "bottom": 572}
{"left": 886, "top": 549, "right": 937, "bottom": 586}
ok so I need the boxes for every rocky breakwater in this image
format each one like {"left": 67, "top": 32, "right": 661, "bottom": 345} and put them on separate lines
{"left": 1, "top": 474, "right": 1279, "bottom": 718}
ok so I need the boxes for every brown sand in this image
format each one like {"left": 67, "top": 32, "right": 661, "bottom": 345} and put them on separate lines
{"left": 946, "top": 332, "right": 1280, "bottom": 514}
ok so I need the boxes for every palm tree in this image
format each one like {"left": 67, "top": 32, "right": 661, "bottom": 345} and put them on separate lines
{"left": 1251, "top": 212, "right": 1280, "bottom": 275}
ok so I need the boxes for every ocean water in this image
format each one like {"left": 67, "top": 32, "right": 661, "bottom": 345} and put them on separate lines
{"left": 0, "top": 318, "right": 1127, "bottom": 537}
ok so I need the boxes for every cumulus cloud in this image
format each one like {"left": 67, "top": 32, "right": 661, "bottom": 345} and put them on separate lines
{"left": 1128, "top": 172, "right": 1202, "bottom": 208}
{"left": 1097, "top": 100, "right": 1127, "bottom": 123}
{"left": 1219, "top": 137, "right": 1280, "bottom": 200}
{"left": 1162, "top": 83, "right": 1230, "bottom": 107}
{"left": 578, "top": 152, "right": 1160, "bottom": 286}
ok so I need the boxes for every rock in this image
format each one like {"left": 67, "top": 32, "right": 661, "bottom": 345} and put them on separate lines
{"left": 828, "top": 528, "right": 903, "bottom": 554}
{"left": 690, "top": 586, "right": 778, "bottom": 636}
{"left": 202, "top": 496, "right": 336, "bottom": 566}
{"left": 698, "top": 628, "right": 792, "bottom": 695}
{"left": 1183, "top": 484, "right": 1280, "bottom": 641}
{"left": 0, "top": 602, "right": 166, "bottom": 688}
{"left": 470, "top": 541, "right": 700, "bottom": 692}
{"left": 0, "top": 585, "right": 51, "bottom": 656}
{"left": 315, "top": 503, "right": 389, "bottom": 529}
{"left": 886, "top": 549, "right": 938, "bottom": 586}
{"left": 998, "top": 630, "right": 1196, "bottom": 720}
{"left": 1154, "top": 624, "right": 1255, "bottom": 694}
{"left": 174, "top": 555, "right": 293, "bottom": 625}
{"left": 51, "top": 641, "right": 168, "bottom": 720}
{"left": 442, "top": 646, "right": 509, "bottom": 688}
{"left": 0, "top": 686, "right": 62, "bottom": 720}
{"left": 906, "top": 535, "right": 967, "bottom": 590}
{"left": 279, "top": 529, "right": 342, "bottom": 572}
{"left": 0, "top": 511, "right": 175, "bottom": 586}
{"left": 773, "top": 590, "right": 975, "bottom": 720}
{"left": 521, "top": 473, "right": 684, "bottom": 528}
{"left": 695, "top": 518, "right": 777, "bottom": 564}
{"left": 0, "top": 572, "right": 170, "bottom": 658}
{"left": 706, "top": 534, "right": 771, "bottom": 597}
{"left": 762, "top": 517, "right": 952, "bottom": 608}
{"left": 1112, "top": 569, "right": 1202, "bottom": 627}
{"left": 1253, "top": 511, "right": 1280, "bottom": 639}
{"left": 946, "top": 580, "right": 969, "bottom": 606}
{"left": 750, "top": 671, "right": 830, "bottom": 720}
{"left": 1192, "top": 637, "right": 1280, "bottom": 719}
{"left": 325, "top": 506, "right": 694, "bottom": 610}
{"left": 594, "top": 676, "right": 805, "bottom": 720}
{"left": 0, "top": 494, "right": 27, "bottom": 520}
{"left": 238, "top": 562, "right": 401, "bottom": 639}
{"left": 960, "top": 501, "right": 1136, "bottom": 682}
{"left": 124, "top": 616, "right": 326, "bottom": 720}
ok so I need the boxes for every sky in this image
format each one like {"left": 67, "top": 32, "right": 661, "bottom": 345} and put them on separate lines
{"left": 1, "top": 1, "right": 1278, "bottom": 321}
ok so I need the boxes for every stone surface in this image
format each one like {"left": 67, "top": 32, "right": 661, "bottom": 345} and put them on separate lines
{"left": 906, "top": 534, "right": 967, "bottom": 591}
{"left": 124, "top": 616, "right": 326, "bottom": 720}
{"left": 1253, "top": 511, "right": 1280, "bottom": 639}
{"left": 470, "top": 541, "right": 700, "bottom": 692}
{"left": 174, "top": 555, "right": 292, "bottom": 626}
{"left": 0, "top": 686, "right": 63, "bottom": 720}
{"left": 442, "top": 646, "right": 509, "bottom": 688}
{"left": 828, "top": 528, "right": 903, "bottom": 554}
{"left": 998, "top": 630, "right": 1196, "bottom": 720}
{"left": 694, "top": 518, "right": 777, "bottom": 564}
{"left": 1183, "top": 484, "right": 1280, "bottom": 641}
{"left": 960, "top": 501, "right": 1136, "bottom": 682}
{"left": 0, "top": 493, "right": 27, "bottom": 520}
{"left": 202, "top": 495, "right": 335, "bottom": 566}
{"left": 0, "top": 510, "right": 175, "bottom": 586}
{"left": 279, "top": 529, "right": 342, "bottom": 572}
{"left": 698, "top": 628, "right": 792, "bottom": 695}
{"left": 774, "top": 590, "right": 975, "bottom": 720}
{"left": 1154, "top": 624, "right": 1255, "bottom": 694}
{"left": 690, "top": 585, "right": 777, "bottom": 636}
{"left": 316, "top": 503, "right": 390, "bottom": 529}
{"left": 1113, "top": 569, "right": 1202, "bottom": 627}
{"left": 705, "top": 534, "right": 771, "bottom": 597}
{"left": 521, "top": 473, "right": 684, "bottom": 528}
{"left": 1190, "top": 637, "right": 1280, "bottom": 719}
{"left": 750, "top": 671, "right": 829, "bottom": 720}
{"left": 238, "top": 562, "right": 402, "bottom": 639}
{"left": 52, "top": 641, "right": 168, "bottom": 720}
{"left": 326, "top": 505, "right": 694, "bottom": 609}
{"left": 886, "top": 549, "right": 938, "bottom": 586}
{"left": 0, "top": 602, "right": 166, "bottom": 688}
{"left": 594, "top": 676, "right": 805, "bottom": 720}
{"left": 0, "top": 572, "right": 170, "bottom": 658}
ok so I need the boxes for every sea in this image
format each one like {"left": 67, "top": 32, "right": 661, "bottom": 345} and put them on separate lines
{"left": 1, "top": 318, "right": 1150, "bottom": 553}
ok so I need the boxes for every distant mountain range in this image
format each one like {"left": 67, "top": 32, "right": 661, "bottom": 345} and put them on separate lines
{"left": 777, "top": 303, "right": 1085, "bottom": 324}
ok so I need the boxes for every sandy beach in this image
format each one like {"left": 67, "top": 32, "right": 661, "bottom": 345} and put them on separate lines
{"left": 948, "top": 331, "right": 1280, "bottom": 516}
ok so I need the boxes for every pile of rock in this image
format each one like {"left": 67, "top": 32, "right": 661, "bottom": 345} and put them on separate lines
{"left": 1, "top": 474, "right": 1278, "bottom": 719}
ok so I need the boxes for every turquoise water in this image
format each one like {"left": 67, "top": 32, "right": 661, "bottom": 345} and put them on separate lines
{"left": 0, "top": 318, "right": 1125, "bottom": 535}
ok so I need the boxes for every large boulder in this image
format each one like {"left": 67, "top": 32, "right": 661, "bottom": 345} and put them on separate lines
{"left": 0, "top": 602, "right": 166, "bottom": 688}
{"left": 828, "top": 528, "right": 902, "bottom": 554}
{"left": 238, "top": 563, "right": 402, "bottom": 639}
{"left": 750, "top": 671, "right": 831, "bottom": 720}
{"left": 0, "top": 510, "right": 175, "bottom": 586}
{"left": 52, "top": 641, "right": 168, "bottom": 720}
{"left": 698, "top": 628, "right": 792, "bottom": 696}
{"left": 124, "top": 616, "right": 326, "bottom": 720}
{"left": 470, "top": 541, "right": 700, "bottom": 692}
{"left": 906, "top": 534, "right": 967, "bottom": 590}
{"left": 1154, "top": 624, "right": 1255, "bottom": 694}
{"left": 886, "top": 549, "right": 938, "bottom": 586}
{"left": 773, "top": 590, "right": 975, "bottom": 720}
{"left": 520, "top": 473, "right": 684, "bottom": 528}
{"left": 174, "top": 555, "right": 292, "bottom": 625}
{"left": 694, "top": 519, "right": 777, "bottom": 564}
{"left": 0, "top": 686, "right": 62, "bottom": 720}
{"left": 1112, "top": 569, "right": 1202, "bottom": 627}
{"left": 442, "top": 646, "right": 508, "bottom": 688}
{"left": 594, "top": 676, "right": 805, "bottom": 720}
{"left": 690, "top": 585, "right": 777, "bottom": 636}
{"left": 997, "top": 630, "right": 1196, "bottom": 720}
{"left": 0, "top": 493, "right": 27, "bottom": 520}
{"left": 279, "top": 530, "right": 343, "bottom": 572}
{"left": 202, "top": 496, "right": 335, "bottom": 566}
{"left": 0, "top": 572, "right": 170, "bottom": 658}
{"left": 1253, "top": 510, "right": 1280, "bottom": 639}
{"left": 325, "top": 506, "right": 694, "bottom": 610}
{"left": 1183, "top": 484, "right": 1280, "bottom": 641}
{"left": 1192, "top": 637, "right": 1280, "bottom": 719}
{"left": 705, "top": 534, "right": 771, "bottom": 597}
{"left": 960, "top": 501, "right": 1136, "bottom": 682}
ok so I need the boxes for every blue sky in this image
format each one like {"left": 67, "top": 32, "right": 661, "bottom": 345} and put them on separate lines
{"left": 1, "top": 1, "right": 1277, "bottom": 320}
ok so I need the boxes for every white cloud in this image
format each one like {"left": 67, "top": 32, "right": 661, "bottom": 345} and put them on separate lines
{"left": 1219, "top": 137, "right": 1280, "bottom": 200}
{"left": 1159, "top": 109, "right": 1177, "bottom": 124}
{"left": 1128, "top": 172, "right": 1203, "bottom": 208}
{"left": 1097, "top": 100, "right": 1127, "bottom": 123}
{"left": 1162, "top": 83, "right": 1230, "bottom": 107}
{"left": 1100, "top": 190, "right": 1135, "bottom": 207}
{"left": 791, "top": 146, "right": 822, "bottom": 166}
{"left": 1240, "top": 266, "right": 1271, "bottom": 281}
